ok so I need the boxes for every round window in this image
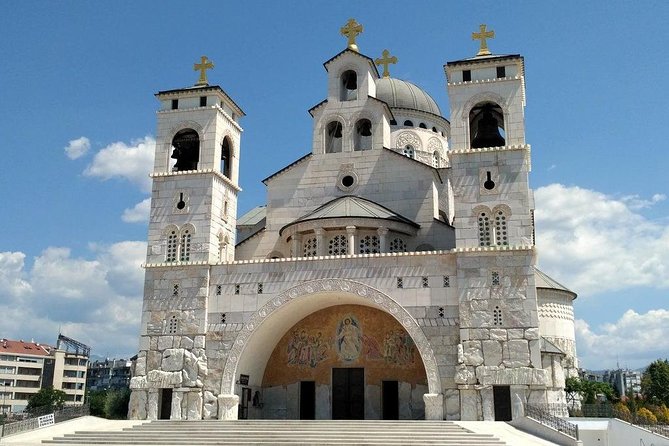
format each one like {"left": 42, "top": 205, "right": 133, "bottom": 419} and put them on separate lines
{"left": 341, "top": 175, "right": 354, "bottom": 187}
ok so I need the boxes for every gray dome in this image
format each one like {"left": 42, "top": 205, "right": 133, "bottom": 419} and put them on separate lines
{"left": 375, "top": 77, "right": 441, "bottom": 116}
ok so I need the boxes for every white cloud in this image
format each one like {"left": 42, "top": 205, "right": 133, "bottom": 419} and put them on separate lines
{"left": 576, "top": 309, "right": 669, "bottom": 369}
{"left": 64, "top": 136, "right": 91, "bottom": 160}
{"left": 84, "top": 136, "right": 155, "bottom": 192}
{"left": 0, "top": 252, "right": 32, "bottom": 298}
{"left": 535, "top": 184, "right": 669, "bottom": 296}
{"left": 0, "top": 242, "right": 146, "bottom": 357}
{"left": 621, "top": 193, "right": 666, "bottom": 210}
{"left": 122, "top": 198, "right": 151, "bottom": 223}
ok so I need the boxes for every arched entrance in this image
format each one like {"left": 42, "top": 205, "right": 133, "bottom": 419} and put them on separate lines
{"left": 218, "top": 279, "right": 443, "bottom": 420}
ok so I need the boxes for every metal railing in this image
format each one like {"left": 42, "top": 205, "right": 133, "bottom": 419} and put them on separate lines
{"left": 0, "top": 404, "right": 89, "bottom": 438}
{"left": 571, "top": 404, "right": 669, "bottom": 440}
{"left": 526, "top": 404, "right": 579, "bottom": 440}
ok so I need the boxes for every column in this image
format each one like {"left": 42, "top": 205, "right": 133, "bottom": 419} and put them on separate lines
{"left": 315, "top": 228, "right": 325, "bottom": 256}
{"left": 291, "top": 233, "right": 302, "bottom": 257}
{"left": 346, "top": 226, "right": 356, "bottom": 255}
{"left": 377, "top": 227, "right": 389, "bottom": 252}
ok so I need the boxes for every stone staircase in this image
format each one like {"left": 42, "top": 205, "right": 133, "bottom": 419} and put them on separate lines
{"left": 43, "top": 420, "right": 508, "bottom": 445}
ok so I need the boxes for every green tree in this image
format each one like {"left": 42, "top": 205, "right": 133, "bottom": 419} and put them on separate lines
{"left": 26, "top": 388, "right": 67, "bottom": 414}
{"left": 642, "top": 359, "right": 669, "bottom": 406}
{"left": 87, "top": 390, "right": 107, "bottom": 417}
{"left": 566, "top": 377, "right": 616, "bottom": 404}
{"left": 104, "top": 389, "right": 130, "bottom": 419}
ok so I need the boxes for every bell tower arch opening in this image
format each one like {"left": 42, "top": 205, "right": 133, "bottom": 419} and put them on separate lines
{"left": 340, "top": 70, "right": 358, "bottom": 101}
{"left": 221, "top": 136, "right": 232, "bottom": 178}
{"left": 325, "top": 121, "right": 343, "bottom": 153}
{"left": 170, "top": 128, "right": 200, "bottom": 171}
{"left": 469, "top": 102, "right": 505, "bottom": 149}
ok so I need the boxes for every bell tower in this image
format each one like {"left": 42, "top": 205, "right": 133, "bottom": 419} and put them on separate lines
{"left": 445, "top": 26, "right": 533, "bottom": 249}
{"left": 147, "top": 56, "right": 245, "bottom": 264}
{"left": 446, "top": 26, "right": 543, "bottom": 421}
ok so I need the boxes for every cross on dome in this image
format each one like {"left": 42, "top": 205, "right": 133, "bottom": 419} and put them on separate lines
{"left": 472, "top": 24, "right": 495, "bottom": 56}
{"left": 340, "top": 18, "right": 363, "bottom": 52}
{"left": 375, "top": 49, "right": 398, "bottom": 78}
{"left": 194, "top": 55, "right": 214, "bottom": 86}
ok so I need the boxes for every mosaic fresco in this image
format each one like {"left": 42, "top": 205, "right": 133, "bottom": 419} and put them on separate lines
{"left": 263, "top": 305, "right": 427, "bottom": 387}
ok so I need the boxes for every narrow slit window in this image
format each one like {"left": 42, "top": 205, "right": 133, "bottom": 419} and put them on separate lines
{"left": 396, "top": 277, "right": 403, "bottom": 289}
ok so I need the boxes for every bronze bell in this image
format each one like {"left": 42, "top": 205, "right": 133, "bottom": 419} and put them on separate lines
{"left": 471, "top": 110, "right": 505, "bottom": 148}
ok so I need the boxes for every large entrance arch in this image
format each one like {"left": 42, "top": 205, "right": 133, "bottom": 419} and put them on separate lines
{"left": 218, "top": 278, "right": 444, "bottom": 420}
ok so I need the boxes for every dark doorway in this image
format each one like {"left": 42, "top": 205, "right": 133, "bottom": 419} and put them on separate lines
{"left": 493, "top": 385, "right": 512, "bottom": 421}
{"left": 332, "top": 368, "right": 364, "bottom": 419}
{"left": 300, "top": 381, "right": 316, "bottom": 419}
{"left": 382, "top": 380, "right": 399, "bottom": 420}
{"left": 239, "top": 387, "right": 251, "bottom": 419}
{"left": 159, "top": 388, "right": 172, "bottom": 420}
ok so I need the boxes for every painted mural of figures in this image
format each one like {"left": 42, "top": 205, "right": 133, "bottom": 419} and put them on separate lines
{"left": 336, "top": 316, "right": 362, "bottom": 361}
{"left": 286, "top": 329, "right": 329, "bottom": 368}
{"left": 362, "top": 334, "right": 383, "bottom": 360}
{"left": 383, "top": 330, "right": 415, "bottom": 365}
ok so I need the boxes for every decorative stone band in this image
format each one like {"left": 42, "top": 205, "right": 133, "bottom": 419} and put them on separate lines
{"left": 449, "top": 143, "right": 530, "bottom": 155}
{"left": 150, "top": 169, "right": 241, "bottom": 192}
{"left": 219, "top": 278, "right": 443, "bottom": 396}
{"left": 447, "top": 75, "right": 521, "bottom": 87}
{"left": 538, "top": 302, "right": 574, "bottom": 321}
{"left": 143, "top": 245, "right": 535, "bottom": 268}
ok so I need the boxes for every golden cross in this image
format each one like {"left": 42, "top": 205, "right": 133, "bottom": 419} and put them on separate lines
{"left": 340, "top": 18, "right": 363, "bottom": 52}
{"left": 193, "top": 55, "right": 214, "bottom": 86}
{"left": 472, "top": 24, "right": 495, "bottom": 56}
{"left": 375, "top": 49, "right": 398, "bottom": 78}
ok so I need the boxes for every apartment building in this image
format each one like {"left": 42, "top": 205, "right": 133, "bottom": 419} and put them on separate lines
{"left": 0, "top": 335, "right": 89, "bottom": 413}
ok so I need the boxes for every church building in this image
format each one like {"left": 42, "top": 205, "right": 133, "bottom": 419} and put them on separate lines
{"left": 128, "top": 20, "right": 579, "bottom": 422}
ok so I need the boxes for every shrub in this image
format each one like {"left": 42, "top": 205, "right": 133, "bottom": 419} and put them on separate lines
{"left": 637, "top": 407, "right": 658, "bottom": 425}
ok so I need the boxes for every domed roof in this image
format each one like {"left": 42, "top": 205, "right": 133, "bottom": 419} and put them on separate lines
{"left": 375, "top": 77, "right": 441, "bottom": 116}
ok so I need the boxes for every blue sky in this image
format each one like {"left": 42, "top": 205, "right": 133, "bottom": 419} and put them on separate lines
{"left": 0, "top": 1, "right": 667, "bottom": 369}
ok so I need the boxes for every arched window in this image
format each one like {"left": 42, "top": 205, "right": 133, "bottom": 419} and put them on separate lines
{"left": 390, "top": 119, "right": 397, "bottom": 125}
{"left": 493, "top": 208, "right": 509, "bottom": 246}
{"left": 354, "top": 119, "right": 372, "bottom": 151}
{"left": 403, "top": 120, "right": 413, "bottom": 127}
{"left": 325, "top": 121, "right": 343, "bottom": 153}
{"left": 171, "top": 129, "right": 200, "bottom": 171}
{"left": 358, "top": 235, "right": 380, "bottom": 254}
{"left": 166, "top": 229, "right": 178, "bottom": 262}
{"left": 179, "top": 228, "right": 192, "bottom": 261}
{"left": 303, "top": 237, "right": 317, "bottom": 257}
{"left": 328, "top": 234, "right": 348, "bottom": 255}
{"left": 389, "top": 238, "right": 407, "bottom": 253}
{"left": 402, "top": 145, "right": 415, "bottom": 159}
{"left": 419, "top": 123, "right": 427, "bottom": 129}
{"left": 478, "top": 210, "right": 492, "bottom": 246}
{"left": 221, "top": 137, "right": 232, "bottom": 178}
{"left": 432, "top": 151, "right": 440, "bottom": 168}
{"left": 469, "top": 102, "right": 505, "bottom": 149}
{"left": 432, "top": 126, "right": 438, "bottom": 132}
{"left": 340, "top": 70, "right": 357, "bottom": 101}
{"left": 219, "top": 233, "right": 229, "bottom": 261}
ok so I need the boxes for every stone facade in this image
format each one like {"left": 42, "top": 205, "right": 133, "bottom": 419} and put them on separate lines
{"left": 129, "top": 32, "right": 577, "bottom": 421}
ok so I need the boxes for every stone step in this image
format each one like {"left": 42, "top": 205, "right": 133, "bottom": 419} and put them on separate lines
{"left": 43, "top": 420, "right": 508, "bottom": 445}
